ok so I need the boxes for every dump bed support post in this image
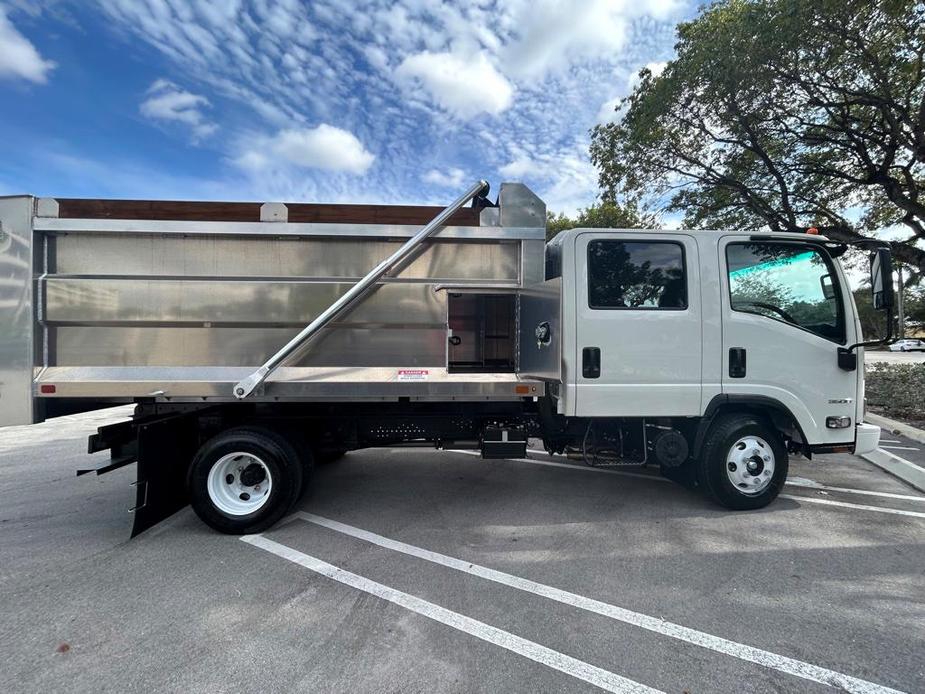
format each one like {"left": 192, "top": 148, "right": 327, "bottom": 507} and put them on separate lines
{"left": 232, "top": 180, "right": 490, "bottom": 399}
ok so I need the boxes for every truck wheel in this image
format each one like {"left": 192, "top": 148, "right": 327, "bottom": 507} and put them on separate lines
{"left": 697, "top": 414, "right": 787, "bottom": 510}
{"left": 187, "top": 427, "right": 303, "bottom": 534}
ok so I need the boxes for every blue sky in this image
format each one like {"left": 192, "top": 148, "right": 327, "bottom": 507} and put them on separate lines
{"left": 0, "top": 0, "right": 694, "bottom": 214}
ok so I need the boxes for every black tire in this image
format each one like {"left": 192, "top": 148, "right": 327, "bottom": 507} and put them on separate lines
{"left": 187, "top": 426, "right": 304, "bottom": 534}
{"left": 697, "top": 414, "right": 788, "bottom": 510}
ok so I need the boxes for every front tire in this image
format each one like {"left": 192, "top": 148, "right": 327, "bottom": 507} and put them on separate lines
{"left": 697, "top": 414, "right": 787, "bottom": 510}
{"left": 188, "top": 427, "right": 304, "bottom": 534}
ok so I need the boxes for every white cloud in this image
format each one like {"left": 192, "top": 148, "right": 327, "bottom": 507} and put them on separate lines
{"left": 498, "top": 156, "right": 534, "bottom": 179}
{"left": 236, "top": 124, "right": 375, "bottom": 175}
{"left": 502, "top": 0, "right": 630, "bottom": 79}
{"left": 661, "top": 212, "right": 684, "bottom": 230}
{"left": 0, "top": 6, "right": 55, "bottom": 83}
{"left": 423, "top": 167, "right": 466, "bottom": 188}
{"left": 628, "top": 60, "right": 667, "bottom": 90}
{"left": 597, "top": 61, "right": 668, "bottom": 123}
{"left": 140, "top": 79, "right": 217, "bottom": 140}
{"left": 500, "top": 144, "right": 599, "bottom": 215}
{"left": 395, "top": 51, "right": 513, "bottom": 119}
{"left": 596, "top": 96, "right": 623, "bottom": 124}
{"left": 642, "top": 0, "right": 684, "bottom": 20}
{"left": 76, "top": 1, "right": 687, "bottom": 206}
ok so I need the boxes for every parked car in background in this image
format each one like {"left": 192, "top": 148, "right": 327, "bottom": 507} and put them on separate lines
{"left": 888, "top": 338, "right": 925, "bottom": 352}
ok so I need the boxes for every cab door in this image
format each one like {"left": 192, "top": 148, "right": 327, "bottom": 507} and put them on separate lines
{"left": 574, "top": 232, "right": 702, "bottom": 416}
{"left": 719, "top": 237, "right": 859, "bottom": 445}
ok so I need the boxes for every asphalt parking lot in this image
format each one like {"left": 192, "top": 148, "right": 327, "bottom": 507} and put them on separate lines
{"left": 2, "top": 407, "right": 924, "bottom": 693}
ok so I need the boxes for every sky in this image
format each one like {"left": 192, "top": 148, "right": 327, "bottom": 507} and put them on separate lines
{"left": 0, "top": 0, "right": 695, "bottom": 215}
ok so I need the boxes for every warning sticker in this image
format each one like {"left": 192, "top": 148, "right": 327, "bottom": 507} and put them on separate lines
{"left": 397, "top": 369, "right": 429, "bottom": 381}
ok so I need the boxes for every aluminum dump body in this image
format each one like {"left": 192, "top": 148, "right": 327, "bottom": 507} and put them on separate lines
{"left": 0, "top": 184, "right": 559, "bottom": 426}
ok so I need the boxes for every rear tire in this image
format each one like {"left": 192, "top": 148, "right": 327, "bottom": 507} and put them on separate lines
{"left": 697, "top": 414, "right": 787, "bottom": 510}
{"left": 188, "top": 426, "right": 303, "bottom": 534}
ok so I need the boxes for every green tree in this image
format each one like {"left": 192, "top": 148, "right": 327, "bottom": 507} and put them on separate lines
{"left": 852, "top": 289, "right": 884, "bottom": 340}
{"left": 545, "top": 201, "right": 656, "bottom": 241}
{"left": 905, "top": 286, "right": 925, "bottom": 330}
{"left": 590, "top": 0, "right": 925, "bottom": 281}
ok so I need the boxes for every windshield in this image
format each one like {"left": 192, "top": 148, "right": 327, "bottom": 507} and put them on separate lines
{"left": 726, "top": 242, "right": 845, "bottom": 343}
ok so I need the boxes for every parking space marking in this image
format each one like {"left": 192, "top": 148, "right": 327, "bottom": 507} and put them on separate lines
{"left": 779, "top": 494, "right": 925, "bottom": 519}
{"left": 451, "top": 449, "right": 925, "bottom": 506}
{"left": 783, "top": 481, "right": 925, "bottom": 503}
{"left": 240, "top": 533, "right": 663, "bottom": 694}
{"left": 292, "top": 512, "right": 906, "bottom": 694}
{"left": 880, "top": 445, "right": 920, "bottom": 451}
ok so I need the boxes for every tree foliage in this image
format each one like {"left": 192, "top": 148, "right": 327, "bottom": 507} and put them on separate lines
{"left": 590, "top": 0, "right": 925, "bottom": 280}
{"left": 865, "top": 362, "right": 925, "bottom": 423}
{"left": 545, "top": 200, "right": 656, "bottom": 240}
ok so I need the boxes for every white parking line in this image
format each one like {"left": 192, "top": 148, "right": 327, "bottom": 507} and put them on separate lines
{"left": 449, "top": 449, "right": 925, "bottom": 511}
{"left": 290, "top": 512, "right": 906, "bottom": 694}
{"left": 779, "top": 494, "right": 925, "bottom": 519}
{"left": 783, "top": 481, "right": 925, "bottom": 503}
{"left": 880, "top": 445, "right": 920, "bottom": 451}
{"left": 241, "top": 533, "right": 662, "bottom": 694}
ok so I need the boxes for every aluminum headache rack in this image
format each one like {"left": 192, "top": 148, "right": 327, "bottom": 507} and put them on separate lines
{"left": 0, "top": 181, "right": 560, "bottom": 426}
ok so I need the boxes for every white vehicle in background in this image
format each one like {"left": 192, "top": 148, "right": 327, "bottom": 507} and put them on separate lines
{"left": 888, "top": 339, "right": 925, "bottom": 352}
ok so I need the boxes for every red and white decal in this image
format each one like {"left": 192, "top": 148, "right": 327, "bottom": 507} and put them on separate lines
{"left": 397, "top": 369, "right": 429, "bottom": 381}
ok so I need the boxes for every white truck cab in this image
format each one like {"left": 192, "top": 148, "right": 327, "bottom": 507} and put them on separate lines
{"left": 548, "top": 228, "right": 881, "bottom": 455}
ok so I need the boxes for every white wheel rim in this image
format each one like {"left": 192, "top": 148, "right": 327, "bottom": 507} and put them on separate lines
{"left": 206, "top": 452, "right": 273, "bottom": 516}
{"left": 725, "top": 435, "right": 775, "bottom": 496}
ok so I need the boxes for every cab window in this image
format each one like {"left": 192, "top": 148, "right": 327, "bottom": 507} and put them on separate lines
{"left": 588, "top": 240, "right": 687, "bottom": 309}
{"left": 726, "top": 242, "right": 845, "bottom": 343}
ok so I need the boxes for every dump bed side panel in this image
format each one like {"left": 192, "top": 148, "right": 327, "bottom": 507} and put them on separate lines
{"left": 45, "top": 236, "right": 520, "bottom": 369}
{"left": 0, "top": 197, "right": 35, "bottom": 426}
{"left": 23, "top": 183, "right": 549, "bottom": 404}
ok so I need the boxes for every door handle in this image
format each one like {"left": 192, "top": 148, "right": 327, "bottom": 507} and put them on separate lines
{"left": 729, "top": 347, "right": 746, "bottom": 378}
{"left": 582, "top": 347, "right": 601, "bottom": 379}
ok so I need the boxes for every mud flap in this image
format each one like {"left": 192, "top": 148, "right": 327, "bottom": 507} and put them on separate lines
{"left": 131, "top": 414, "right": 199, "bottom": 537}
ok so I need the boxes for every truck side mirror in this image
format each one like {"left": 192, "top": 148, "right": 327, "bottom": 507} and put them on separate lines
{"left": 870, "top": 248, "right": 894, "bottom": 311}
{"left": 820, "top": 274, "right": 835, "bottom": 300}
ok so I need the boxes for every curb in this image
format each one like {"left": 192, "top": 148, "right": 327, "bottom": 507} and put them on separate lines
{"left": 865, "top": 412, "right": 925, "bottom": 445}
{"left": 860, "top": 449, "right": 925, "bottom": 494}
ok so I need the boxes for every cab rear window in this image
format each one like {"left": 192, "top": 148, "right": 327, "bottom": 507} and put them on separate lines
{"left": 587, "top": 240, "right": 687, "bottom": 310}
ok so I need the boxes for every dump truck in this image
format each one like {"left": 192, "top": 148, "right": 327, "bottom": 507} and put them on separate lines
{"left": 0, "top": 181, "right": 894, "bottom": 535}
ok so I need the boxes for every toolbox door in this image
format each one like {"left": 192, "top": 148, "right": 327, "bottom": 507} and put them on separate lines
{"left": 517, "top": 279, "right": 561, "bottom": 382}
